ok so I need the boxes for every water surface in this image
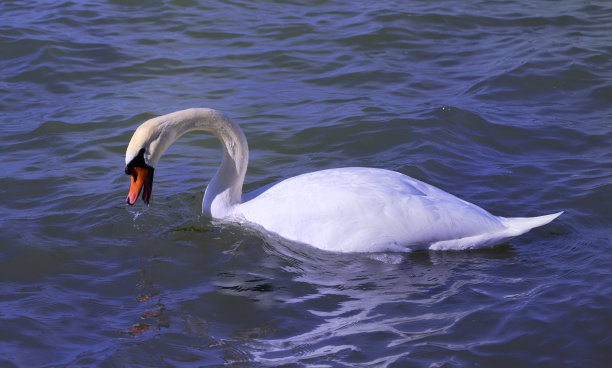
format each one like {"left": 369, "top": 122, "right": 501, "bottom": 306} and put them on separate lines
{"left": 1, "top": 0, "right": 611, "bottom": 366}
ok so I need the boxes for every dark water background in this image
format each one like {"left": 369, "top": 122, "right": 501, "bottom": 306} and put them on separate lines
{"left": 1, "top": 0, "right": 611, "bottom": 366}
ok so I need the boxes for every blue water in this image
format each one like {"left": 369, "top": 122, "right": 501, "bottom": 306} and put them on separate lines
{"left": 1, "top": 0, "right": 611, "bottom": 366}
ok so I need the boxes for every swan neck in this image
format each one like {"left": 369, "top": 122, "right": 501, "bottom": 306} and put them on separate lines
{"left": 195, "top": 110, "right": 248, "bottom": 217}
{"left": 143, "top": 108, "right": 248, "bottom": 217}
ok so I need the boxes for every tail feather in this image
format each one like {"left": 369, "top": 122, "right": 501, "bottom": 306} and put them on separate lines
{"left": 500, "top": 211, "right": 564, "bottom": 236}
{"left": 429, "top": 212, "right": 563, "bottom": 251}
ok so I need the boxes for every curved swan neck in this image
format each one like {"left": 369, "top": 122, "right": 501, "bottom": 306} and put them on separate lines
{"left": 192, "top": 109, "right": 249, "bottom": 217}
{"left": 126, "top": 108, "right": 248, "bottom": 217}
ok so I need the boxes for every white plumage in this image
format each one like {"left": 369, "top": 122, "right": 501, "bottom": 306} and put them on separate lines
{"left": 125, "top": 108, "right": 562, "bottom": 253}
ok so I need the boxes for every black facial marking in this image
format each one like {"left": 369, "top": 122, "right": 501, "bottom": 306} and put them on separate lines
{"left": 125, "top": 148, "right": 149, "bottom": 175}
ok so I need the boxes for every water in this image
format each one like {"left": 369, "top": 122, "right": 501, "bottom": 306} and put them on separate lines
{"left": 1, "top": 0, "right": 611, "bottom": 366}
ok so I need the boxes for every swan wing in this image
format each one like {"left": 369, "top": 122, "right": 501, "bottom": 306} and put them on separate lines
{"left": 233, "top": 168, "right": 509, "bottom": 252}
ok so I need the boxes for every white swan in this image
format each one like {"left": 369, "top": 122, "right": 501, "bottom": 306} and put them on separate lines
{"left": 125, "top": 108, "right": 562, "bottom": 252}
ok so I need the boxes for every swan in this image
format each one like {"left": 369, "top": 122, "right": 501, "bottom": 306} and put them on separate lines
{"left": 124, "top": 108, "right": 562, "bottom": 252}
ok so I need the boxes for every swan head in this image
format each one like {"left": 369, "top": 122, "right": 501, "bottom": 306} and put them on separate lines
{"left": 124, "top": 116, "right": 171, "bottom": 205}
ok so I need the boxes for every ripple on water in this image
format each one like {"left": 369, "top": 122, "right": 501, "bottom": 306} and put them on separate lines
{"left": 1, "top": 0, "right": 612, "bottom": 366}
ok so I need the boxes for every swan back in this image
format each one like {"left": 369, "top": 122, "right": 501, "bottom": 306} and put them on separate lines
{"left": 234, "top": 168, "right": 503, "bottom": 252}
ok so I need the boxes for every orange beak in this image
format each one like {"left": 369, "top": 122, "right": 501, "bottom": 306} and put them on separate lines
{"left": 126, "top": 166, "right": 153, "bottom": 205}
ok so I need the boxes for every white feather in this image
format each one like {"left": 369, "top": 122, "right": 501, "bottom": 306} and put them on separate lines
{"left": 125, "top": 108, "right": 562, "bottom": 252}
